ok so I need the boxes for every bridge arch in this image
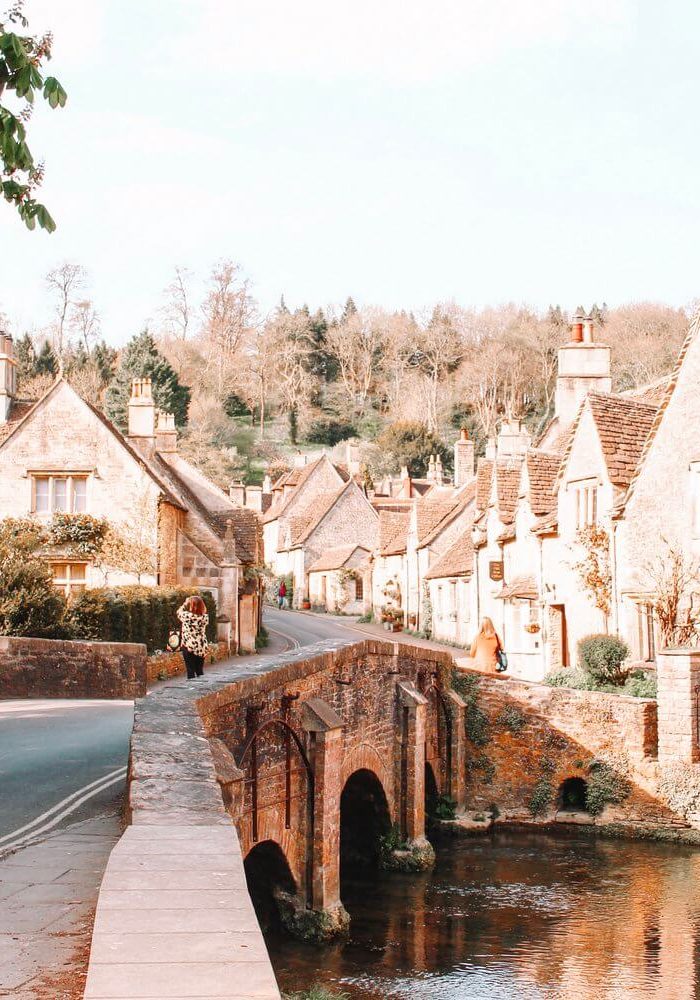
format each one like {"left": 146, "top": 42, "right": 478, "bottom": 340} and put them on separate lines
{"left": 340, "top": 768, "right": 392, "bottom": 872}
{"left": 243, "top": 839, "right": 296, "bottom": 933}
{"left": 340, "top": 742, "right": 394, "bottom": 814}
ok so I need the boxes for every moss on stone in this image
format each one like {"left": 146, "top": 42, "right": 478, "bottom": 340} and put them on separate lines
{"left": 276, "top": 893, "right": 350, "bottom": 943}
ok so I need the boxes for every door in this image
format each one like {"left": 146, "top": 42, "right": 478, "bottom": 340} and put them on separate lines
{"left": 551, "top": 604, "right": 569, "bottom": 668}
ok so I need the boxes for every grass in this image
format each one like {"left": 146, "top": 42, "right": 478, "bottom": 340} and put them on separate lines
{"left": 282, "top": 987, "right": 350, "bottom": 1000}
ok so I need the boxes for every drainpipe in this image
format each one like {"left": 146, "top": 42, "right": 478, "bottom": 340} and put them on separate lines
{"left": 474, "top": 543, "right": 480, "bottom": 625}
{"left": 611, "top": 520, "right": 620, "bottom": 637}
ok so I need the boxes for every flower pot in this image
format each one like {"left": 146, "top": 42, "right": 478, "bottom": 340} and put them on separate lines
{"left": 302, "top": 600, "right": 311, "bottom": 610}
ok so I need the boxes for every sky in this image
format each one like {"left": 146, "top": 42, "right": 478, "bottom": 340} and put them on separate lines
{"left": 0, "top": 0, "right": 698, "bottom": 345}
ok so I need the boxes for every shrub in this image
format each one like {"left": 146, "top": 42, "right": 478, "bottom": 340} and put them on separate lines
{"left": 432, "top": 795, "right": 457, "bottom": 821}
{"left": 622, "top": 671, "right": 657, "bottom": 698}
{"left": 544, "top": 666, "right": 656, "bottom": 698}
{"left": 357, "top": 610, "right": 374, "bottom": 623}
{"left": 255, "top": 625, "right": 269, "bottom": 650}
{"left": 528, "top": 777, "right": 554, "bottom": 817}
{"left": 305, "top": 418, "right": 357, "bottom": 446}
{"left": 0, "top": 548, "right": 67, "bottom": 638}
{"left": 66, "top": 586, "right": 216, "bottom": 652}
{"left": 578, "top": 634, "right": 629, "bottom": 685}
{"left": 586, "top": 760, "right": 630, "bottom": 816}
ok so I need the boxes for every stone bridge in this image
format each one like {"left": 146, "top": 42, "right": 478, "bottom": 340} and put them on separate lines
{"left": 196, "top": 639, "right": 465, "bottom": 935}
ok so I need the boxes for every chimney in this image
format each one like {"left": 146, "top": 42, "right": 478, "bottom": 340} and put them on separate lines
{"left": 571, "top": 307, "right": 585, "bottom": 343}
{"left": 229, "top": 481, "right": 246, "bottom": 506}
{"left": 400, "top": 465, "right": 412, "bottom": 499}
{"left": 293, "top": 451, "right": 307, "bottom": 469}
{"left": 128, "top": 378, "right": 156, "bottom": 445}
{"left": 485, "top": 437, "right": 497, "bottom": 460}
{"left": 245, "top": 485, "right": 263, "bottom": 512}
{"left": 0, "top": 332, "right": 16, "bottom": 425}
{"left": 453, "top": 428, "right": 475, "bottom": 488}
{"left": 554, "top": 306, "right": 612, "bottom": 430}
{"left": 262, "top": 473, "right": 272, "bottom": 494}
{"left": 497, "top": 418, "right": 531, "bottom": 459}
{"left": 155, "top": 410, "right": 177, "bottom": 453}
{"left": 434, "top": 454, "right": 444, "bottom": 486}
{"left": 427, "top": 455, "right": 436, "bottom": 483}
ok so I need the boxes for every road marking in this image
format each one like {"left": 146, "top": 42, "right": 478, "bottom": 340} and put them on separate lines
{"left": 265, "top": 626, "right": 301, "bottom": 651}
{"left": 0, "top": 766, "right": 127, "bottom": 853}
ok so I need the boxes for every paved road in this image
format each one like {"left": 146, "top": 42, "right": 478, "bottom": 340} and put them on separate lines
{"left": 0, "top": 700, "right": 134, "bottom": 850}
{"left": 264, "top": 606, "right": 361, "bottom": 650}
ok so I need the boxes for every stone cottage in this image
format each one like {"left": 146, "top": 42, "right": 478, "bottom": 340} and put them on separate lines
{"left": 0, "top": 337, "right": 263, "bottom": 651}
{"left": 307, "top": 544, "right": 372, "bottom": 615}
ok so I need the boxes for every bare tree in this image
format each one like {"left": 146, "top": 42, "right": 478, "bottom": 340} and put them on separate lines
{"left": 70, "top": 298, "right": 100, "bottom": 354}
{"left": 324, "top": 307, "right": 387, "bottom": 416}
{"left": 200, "top": 260, "right": 256, "bottom": 398}
{"left": 45, "top": 262, "right": 86, "bottom": 373}
{"left": 162, "top": 266, "right": 193, "bottom": 341}
{"left": 644, "top": 540, "right": 700, "bottom": 647}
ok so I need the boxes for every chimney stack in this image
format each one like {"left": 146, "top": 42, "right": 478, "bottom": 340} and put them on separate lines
{"left": 293, "top": 451, "right": 307, "bottom": 469}
{"left": 244, "top": 485, "right": 263, "bottom": 512}
{"left": 229, "top": 481, "right": 246, "bottom": 506}
{"left": 155, "top": 410, "right": 177, "bottom": 453}
{"left": 554, "top": 306, "right": 611, "bottom": 430}
{"left": 427, "top": 455, "right": 436, "bottom": 483}
{"left": 434, "top": 454, "right": 444, "bottom": 486}
{"left": 0, "top": 332, "right": 16, "bottom": 425}
{"left": 454, "top": 427, "right": 475, "bottom": 488}
{"left": 400, "top": 465, "right": 412, "bottom": 499}
{"left": 497, "top": 418, "right": 531, "bottom": 459}
{"left": 128, "top": 378, "right": 156, "bottom": 446}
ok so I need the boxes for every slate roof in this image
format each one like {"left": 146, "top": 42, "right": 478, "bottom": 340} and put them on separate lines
{"left": 287, "top": 488, "right": 344, "bottom": 547}
{"left": 475, "top": 458, "right": 494, "bottom": 511}
{"left": 379, "top": 510, "right": 411, "bottom": 556}
{"left": 308, "top": 544, "right": 370, "bottom": 573}
{"left": 497, "top": 575, "right": 538, "bottom": 600}
{"left": 587, "top": 393, "right": 657, "bottom": 490}
{"left": 0, "top": 398, "right": 35, "bottom": 443}
{"left": 532, "top": 510, "right": 558, "bottom": 536}
{"left": 416, "top": 498, "right": 460, "bottom": 545}
{"left": 263, "top": 457, "right": 348, "bottom": 524}
{"left": 621, "top": 375, "right": 671, "bottom": 407}
{"left": 424, "top": 529, "right": 474, "bottom": 580}
{"left": 525, "top": 450, "right": 561, "bottom": 516}
{"left": 419, "top": 481, "right": 476, "bottom": 549}
{"left": 495, "top": 460, "right": 522, "bottom": 524}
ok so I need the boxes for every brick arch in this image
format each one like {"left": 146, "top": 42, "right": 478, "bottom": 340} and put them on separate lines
{"left": 340, "top": 742, "right": 395, "bottom": 815}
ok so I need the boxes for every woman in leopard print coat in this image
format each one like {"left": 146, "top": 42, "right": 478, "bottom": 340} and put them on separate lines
{"left": 176, "top": 596, "right": 209, "bottom": 679}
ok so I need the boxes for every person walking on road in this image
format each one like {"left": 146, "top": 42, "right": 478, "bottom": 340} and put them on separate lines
{"left": 176, "top": 595, "right": 209, "bottom": 679}
{"left": 278, "top": 579, "right": 287, "bottom": 610}
{"left": 469, "top": 616, "right": 503, "bottom": 674}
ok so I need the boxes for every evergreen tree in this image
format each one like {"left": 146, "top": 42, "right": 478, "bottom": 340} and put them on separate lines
{"left": 341, "top": 296, "right": 358, "bottom": 321}
{"left": 105, "top": 330, "right": 191, "bottom": 430}
{"left": 34, "top": 340, "right": 58, "bottom": 376}
{"left": 14, "top": 333, "right": 36, "bottom": 385}
{"left": 92, "top": 341, "right": 117, "bottom": 384}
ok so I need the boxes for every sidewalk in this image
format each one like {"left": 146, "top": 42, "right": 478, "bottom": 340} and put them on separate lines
{"left": 0, "top": 808, "right": 123, "bottom": 998}
{"left": 297, "top": 610, "right": 470, "bottom": 660}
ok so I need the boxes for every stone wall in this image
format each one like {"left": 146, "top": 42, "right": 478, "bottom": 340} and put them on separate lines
{"left": 0, "top": 636, "right": 147, "bottom": 699}
{"left": 456, "top": 668, "right": 681, "bottom": 827}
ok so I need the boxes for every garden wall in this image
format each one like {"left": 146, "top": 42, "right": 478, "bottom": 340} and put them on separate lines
{"left": 0, "top": 636, "right": 147, "bottom": 699}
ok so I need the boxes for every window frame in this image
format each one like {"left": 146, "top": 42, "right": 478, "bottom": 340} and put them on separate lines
{"left": 50, "top": 561, "right": 88, "bottom": 599}
{"left": 31, "top": 474, "right": 89, "bottom": 515}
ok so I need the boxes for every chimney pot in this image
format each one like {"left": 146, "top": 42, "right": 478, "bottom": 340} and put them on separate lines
{"left": 128, "top": 376, "right": 156, "bottom": 443}
{"left": 0, "top": 332, "right": 16, "bottom": 424}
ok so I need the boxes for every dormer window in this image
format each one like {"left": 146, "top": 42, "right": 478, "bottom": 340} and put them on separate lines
{"left": 32, "top": 475, "right": 88, "bottom": 514}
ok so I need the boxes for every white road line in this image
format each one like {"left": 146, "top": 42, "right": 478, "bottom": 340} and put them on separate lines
{"left": 0, "top": 766, "right": 127, "bottom": 848}
{"left": 266, "top": 626, "right": 301, "bottom": 651}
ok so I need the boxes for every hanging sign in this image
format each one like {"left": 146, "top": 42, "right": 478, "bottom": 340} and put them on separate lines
{"left": 489, "top": 561, "right": 504, "bottom": 582}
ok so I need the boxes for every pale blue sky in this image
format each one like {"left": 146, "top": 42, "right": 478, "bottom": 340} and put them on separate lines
{"left": 0, "top": 1, "right": 697, "bottom": 344}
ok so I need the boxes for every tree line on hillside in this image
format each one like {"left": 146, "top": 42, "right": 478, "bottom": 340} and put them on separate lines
{"left": 2, "top": 258, "right": 692, "bottom": 487}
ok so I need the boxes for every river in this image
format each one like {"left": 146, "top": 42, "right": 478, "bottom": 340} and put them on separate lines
{"left": 265, "top": 829, "right": 700, "bottom": 999}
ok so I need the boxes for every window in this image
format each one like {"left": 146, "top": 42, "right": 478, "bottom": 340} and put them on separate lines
{"left": 637, "top": 603, "right": 656, "bottom": 662}
{"left": 32, "top": 475, "right": 88, "bottom": 514}
{"left": 574, "top": 482, "right": 598, "bottom": 530}
{"left": 691, "top": 464, "right": 700, "bottom": 538}
{"left": 355, "top": 576, "right": 364, "bottom": 602}
{"left": 51, "top": 562, "right": 87, "bottom": 598}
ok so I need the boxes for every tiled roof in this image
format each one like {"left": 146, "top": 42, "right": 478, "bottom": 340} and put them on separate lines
{"left": 379, "top": 510, "right": 410, "bottom": 556}
{"left": 617, "top": 314, "right": 700, "bottom": 516}
{"left": 532, "top": 510, "right": 558, "bottom": 536}
{"left": 416, "top": 498, "right": 460, "bottom": 545}
{"left": 0, "top": 398, "right": 36, "bottom": 443}
{"left": 308, "top": 544, "right": 370, "bottom": 573}
{"left": 497, "top": 575, "right": 538, "bottom": 600}
{"left": 419, "top": 481, "right": 476, "bottom": 549}
{"left": 262, "top": 457, "right": 348, "bottom": 523}
{"left": 475, "top": 458, "right": 494, "bottom": 511}
{"left": 288, "top": 488, "right": 344, "bottom": 546}
{"left": 495, "top": 460, "right": 522, "bottom": 524}
{"left": 425, "top": 529, "right": 474, "bottom": 580}
{"left": 497, "top": 526, "right": 516, "bottom": 543}
{"left": 526, "top": 450, "right": 561, "bottom": 516}
{"left": 621, "top": 375, "right": 671, "bottom": 407}
{"left": 587, "top": 393, "right": 657, "bottom": 490}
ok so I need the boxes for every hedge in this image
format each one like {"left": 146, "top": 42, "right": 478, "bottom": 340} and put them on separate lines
{"left": 66, "top": 586, "right": 217, "bottom": 653}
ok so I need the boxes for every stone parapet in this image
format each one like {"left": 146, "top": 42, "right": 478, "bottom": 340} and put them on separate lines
{"left": 657, "top": 648, "right": 700, "bottom": 764}
{"left": 0, "top": 636, "right": 147, "bottom": 699}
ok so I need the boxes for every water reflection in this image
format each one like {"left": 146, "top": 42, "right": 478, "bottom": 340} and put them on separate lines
{"left": 266, "top": 829, "right": 700, "bottom": 999}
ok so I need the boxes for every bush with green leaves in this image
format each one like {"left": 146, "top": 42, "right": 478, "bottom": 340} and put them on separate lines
{"left": 528, "top": 777, "right": 554, "bottom": 817}
{"left": 545, "top": 664, "right": 656, "bottom": 698}
{"left": 578, "top": 634, "right": 629, "bottom": 686}
{"left": 66, "top": 586, "right": 216, "bottom": 652}
{"left": 0, "top": 545, "right": 66, "bottom": 637}
{"left": 585, "top": 760, "right": 630, "bottom": 816}
{"left": 452, "top": 669, "right": 491, "bottom": 747}
{"left": 431, "top": 794, "right": 457, "bottom": 821}
{"left": 305, "top": 418, "right": 357, "bottom": 446}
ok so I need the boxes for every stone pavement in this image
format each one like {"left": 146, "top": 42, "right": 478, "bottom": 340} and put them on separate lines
{"left": 0, "top": 810, "right": 123, "bottom": 999}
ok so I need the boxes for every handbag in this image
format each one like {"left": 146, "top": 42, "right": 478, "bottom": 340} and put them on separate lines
{"left": 496, "top": 640, "right": 508, "bottom": 673}
{"left": 167, "top": 629, "right": 181, "bottom": 651}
